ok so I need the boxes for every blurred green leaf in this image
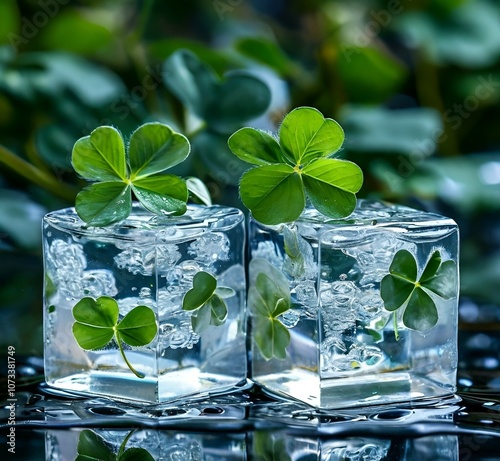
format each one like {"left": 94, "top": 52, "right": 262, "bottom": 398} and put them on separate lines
{"left": 395, "top": 0, "right": 500, "bottom": 67}
{"left": 408, "top": 154, "right": 500, "bottom": 212}
{"left": 149, "top": 39, "right": 236, "bottom": 74}
{"left": 461, "top": 253, "right": 500, "bottom": 303}
{"left": 36, "top": 124, "right": 81, "bottom": 171}
{"left": 235, "top": 37, "right": 296, "bottom": 77}
{"left": 163, "top": 50, "right": 271, "bottom": 132}
{"left": 0, "top": 190, "right": 46, "bottom": 250}
{"left": 24, "top": 53, "right": 125, "bottom": 107}
{"left": 337, "top": 46, "right": 407, "bottom": 104}
{"left": 341, "top": 106, "right": 443, "bottom": 154}
{"left": 0, "top": 1, "right": 19, "bottom": 46}
{"left": 40, "top": 9, "right": 113, "bottom": 56}
{"left": 192, "top": 130, "right": 248, "bottom": 187}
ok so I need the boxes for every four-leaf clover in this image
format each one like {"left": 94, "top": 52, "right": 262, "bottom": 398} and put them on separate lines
{"left": 182, "top": 271, "right": 235, "bottom": 334}
{"left": 72, "top": 296, "right": 157, "bottom": 378}
{"left": 248, "top": 259, "right": 292, "bottom": 360}
{"left": 380, "top": 249, "right": 458, "bottom": 335}
{"left": 72, "top": 122, "right": 190, "bottom": 226}
{"left": 228, "top": 107, "right": 364, "bottom": 225}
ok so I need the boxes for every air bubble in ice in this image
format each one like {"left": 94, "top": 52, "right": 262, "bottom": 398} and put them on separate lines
{"left": 159, "top": 313, "right": 200, "bottom": 349}
{"left": 278, "top": 309, "right": 301, "bottom": 328}
{"left": 251, "top": 240, "right": 283, "bottom": 268}
{"left": 166, "top": 260, "right": 204, "bottom": 287}
{"left": 46, "top": 239, "right": 86, "bottom": 274}
{"left": 139, "top": 287, "right": 152, "bottom": 298}
{"left": 114, "top": 247, "right": 155, "bottom": 276}
{"left": 188, "top": 232, "right": 230, "bottom": 265}
{"left": 82, "top": 270, "right": 117, "bottom": 298}
{"left": 156, "top": 244, "right": 181, "bottom": 274}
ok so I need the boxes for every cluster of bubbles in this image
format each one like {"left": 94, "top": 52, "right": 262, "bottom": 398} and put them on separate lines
{"left": 45, "top": 239, "right": 117, "bottom": 302}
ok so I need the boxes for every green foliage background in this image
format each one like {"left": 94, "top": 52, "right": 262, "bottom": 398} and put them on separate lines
{"left": 1, "top": 0, "right": 499, "bottom": 354}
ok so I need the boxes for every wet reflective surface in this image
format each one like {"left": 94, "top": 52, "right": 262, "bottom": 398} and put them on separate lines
{"left": 0, "top": 355, "right": 499, "bottom": 459}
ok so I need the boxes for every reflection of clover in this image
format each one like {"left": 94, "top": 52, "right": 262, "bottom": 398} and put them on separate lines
{"left": 381, "top": 249, "right": 457, "bottom": 336}
{"left": 248, "top": 259, "right": 292, "bottom": 360}
{"left": 228, "top": 107, "right": 363, "bottom": 225}
{"left": 72, "top": 122, "right": 190, "bottom": 226}
{"left": 182, "top": 271, "right": 235, "bottom": 334}
{"left": 76, "top": 429, "right": 154, "bottom": 461}
{"left": 72, "top": 296, "right": 157, "bottom": 378}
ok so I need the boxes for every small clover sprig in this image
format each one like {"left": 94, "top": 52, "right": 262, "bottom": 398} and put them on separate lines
{"left": 182, "top": 271, "right": 235, "bottom": 334}
{"left": 248, "top": 259, "right": 292, "bottom": 360}
{"left": 380, "top": 249, "right": 458, "bottom": 338}
{"left": 72, "top": 122, "right": 207, "bottom": 227}
{"left": 228, "top": 107, "right": 364, "bottom": 225}
{"left": 72, "top": 296, "right": 157, "bottom": 378}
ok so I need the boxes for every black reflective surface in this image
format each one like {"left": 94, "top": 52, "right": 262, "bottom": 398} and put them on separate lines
{"left": 0, "top": 355, "right": 499, "bottom": 460}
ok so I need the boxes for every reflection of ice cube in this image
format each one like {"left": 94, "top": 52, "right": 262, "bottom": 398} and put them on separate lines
{"left": 323, "top": 438, "right": 390, "bottom": 461}
{"left": 188, "top": 232, "right": 230, "bottom": 265}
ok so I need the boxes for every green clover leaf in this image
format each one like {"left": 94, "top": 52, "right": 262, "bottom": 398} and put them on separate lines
{"left": 72, "top": 122, "right": 190, "bottom": 226}
{"left": 380, "top": 249, "right": 458, "bottom": 336}
{"left": 182, "top": 271, "right": 234, "bottom": 334}
{"left": 77, "top": 430, "right": 154, "bottom": 461}
{"left": 72, "top": 297, "right": 157, "bottom": 379}
{"left": 228, "top": 107, "right": 363, "bottom": 225}
{"left": 248, "top": 259, "right": 292, "bottom": 360}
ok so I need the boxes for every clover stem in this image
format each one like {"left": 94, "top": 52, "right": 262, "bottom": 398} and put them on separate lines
{"left": 393, "top": 312, "right": 400, "bottom": 341}
{"left": 116, "top": 333, "right": 145, "bottom": 379}
{"left": 118, "top": 430, "right": 136, "bottom": 458}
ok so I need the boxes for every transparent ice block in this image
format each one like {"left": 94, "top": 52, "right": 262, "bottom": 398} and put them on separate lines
{"left": 249, "top": 200, "right": 459, "bottom": 408}
{"left": 43, "top": 204, "right": 246, "bottom": 403}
